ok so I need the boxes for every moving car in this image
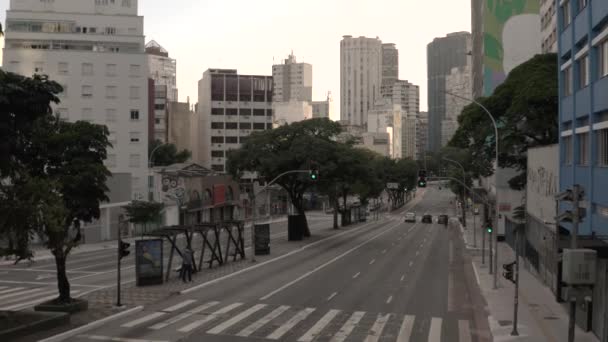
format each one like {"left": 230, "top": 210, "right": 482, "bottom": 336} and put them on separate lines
{"left": 404, "top": 212, "right": 416, "bottom": 222}
{"left": 473, "top": 207, "right": 480, "bottom": 215}
{"left": 422, "top": 214, "right": 433, "bottom": 223}
{"left": 438, "top": 214, "right": 448, "bottom": 225}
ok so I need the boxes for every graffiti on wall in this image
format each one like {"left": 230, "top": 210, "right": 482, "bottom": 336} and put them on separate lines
{"left": 161, "top": 175, "right": 185, "bottom": 203}
{"left": 528, "top": 166, "right": 557, "bottom": 197}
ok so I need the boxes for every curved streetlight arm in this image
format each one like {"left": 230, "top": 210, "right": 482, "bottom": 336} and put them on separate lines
{"left": 442, "top": 157, "right": 465, "bottom": 176}
{"left": 148, "top": 143, "right": 166, "bottom": 168}
{"left": 428, "top": 176, "right": 491, "bottom": 207}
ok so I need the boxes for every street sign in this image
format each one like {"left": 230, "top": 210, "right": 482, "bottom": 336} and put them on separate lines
{"left": 387, "top": 182, "right": 399, "bottom": 189}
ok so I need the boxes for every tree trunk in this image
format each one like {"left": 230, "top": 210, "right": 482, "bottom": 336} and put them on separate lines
{"left": 54, "top": 249, "right": 71, "bottom": 303}
{"left": 293, "top": 200, "right": 311, "bottom": 237}
{"left": 333, "top": 197, "right": 339, "bottom": 229}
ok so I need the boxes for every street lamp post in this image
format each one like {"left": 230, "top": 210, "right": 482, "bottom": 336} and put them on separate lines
{"left": 444, "top": 90, "right": 500, "bottom": 289}
{"left": 442, "top": 157, "right": 467, "bottom": 229}
{"left": 148, "top": 143, "right": 166, "bottom": 201}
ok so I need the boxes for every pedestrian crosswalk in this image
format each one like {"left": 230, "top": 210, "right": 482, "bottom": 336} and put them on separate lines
{"left": 0, "top": 284, "right": 82, "bottom": 311}
{"left": 112, "top": 299, "right": 475, "bottom": 342}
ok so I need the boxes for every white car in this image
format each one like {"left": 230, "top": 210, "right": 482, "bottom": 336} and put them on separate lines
{"left": 404, "top": 212, "right": 416, "bottom": 222}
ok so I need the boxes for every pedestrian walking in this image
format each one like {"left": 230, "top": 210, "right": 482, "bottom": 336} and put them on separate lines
{"left": 181, "top": 247, "right": 193, "bottom": 283}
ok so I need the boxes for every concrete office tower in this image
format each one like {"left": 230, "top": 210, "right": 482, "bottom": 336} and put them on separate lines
{"left": 416, "top": 112, "right": 428, "bottom": 161}
{"left": 391, "top": 80, "right": 420, "bottom": 116}
{"left": 381, "top": 43, "right": 399, "bottom": 97}
{"left": 150, "top": 83, "right": 168, "bottom": 143}
{"left": 272, "top": 52, "right": 312, "bottom": 102}
{"left": 471, "top": 0, "right": 484, "bottom": 99}
{"left": 3, "top": 0, "right": 149, "bottom": 200}
{"left": 197, "top": 69, "right": 273, "bottom": 172}
{"left": 442, "top": 64, "right": 472, "bottom": 146}
{"left": 168, "top": 100, "right": 194, "bottom": 155}
{"left": 540, "top": 0, "right": 557, "bottom": 53}
{"left": 146, "top": 40, "right": 178, "bottom": 102}
{"left": 402, "top": 116, "right": 417, "bottom": 160}
{"left": 340, "top": 35, "right": 383, "bottom": 127}
{"left": 368, "top": 99, "right": 402, "bottom": 159}
{"left": 427, "top": 32, "right": 471, "bottom": 152}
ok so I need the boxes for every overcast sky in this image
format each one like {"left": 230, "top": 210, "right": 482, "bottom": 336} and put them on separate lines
{"left": 0, "top": 0, "right": 471, "bottom": 118}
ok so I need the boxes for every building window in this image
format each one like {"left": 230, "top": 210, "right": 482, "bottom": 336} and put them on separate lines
{"left": 129, "top": 86, "right": 140, "bottom": 99}
{"left": 239, "top": 122, "right": 252, "bottom": 130}
{"left": 82, "top": 63, "right": 93, "bottom": 76}
{"left": 129, "top": 154, "right": 141, "bottom": 168}
{"left": 82, "top": 108, "right": 93, "bottom": 121}
{"left": 81, "top": 85, "right": 93, "bottom": 98}
{"left": 105, "top": 27, "right": 116, "bottom": 35}
{"left": 578, "top": 0, "right": 587, "bottom": 12}
{"left": 579, "top": 55, "right": 589, "bottom": 88}
{"left": 226, "top": 108, "right": 238, "bottom": 116}
{"left": 563, "top": 66, "right": 573, "bottom": 96}
{"left": 600, "top": 40, "right": 608, "bottom": 79}
{"left": 211, "top": 75, "right": 224, "bottom": 101}
{"left": 106, "top": 64, "right": 117, "bottom": 76}
{"left": 253, "top": 122, "right": 265, "bottom": 130}
{"left": 211, "top": 108, "right": 224, "bottom": 115}
{"left": 266, "top": 123, "right": 273, "bottom": 130}
{"left": 108, "top": 131, "right": 117, "bottom": 144}
{"left": 563, "top": 135, "right": 573, "bottom": 164}
{"left": 130, "top": 109, "right": 140, "bottom": 121}
{"left": 211, "top": 151, "right": 224, "bottom": 158}
{"left": 239, "top": 108, "right": 252, "bottom": 116}
{"left": 129, "top": 64, "right": 140, "bottom": 77}
{"left": 211, "top": 122, "right": 224, "bottom": 129}
{"left": 211, "top": 136, "right": 224, "bottom": 144}
{"left": 106, "top": 108, "right": 117, "bottom": 122}
{"left": 105, "top": 154, "right": 116, "bottom": 168}
{"left": 58, "top": 62, "right": 68, "bottom": 75}
{"left": 129, "top": 132, "right": 141, "bottom": 143}
{"left": 56, "top": 108, "right": 68, "bottom": 121}
{"left": 106, "top": 86, "right": 117, "bottom": 99}
{"left": 211, "top": 165, "right": 225, "bottom": 172}
{"left": 226, "top": 122, "right": 237, "bottom": 129}
{"left": 226, "top": 136, "right": 238, "bottom": 144}
{"left": 578, "top": 132, "right": 589, "bottom": 165}
{"left": 562, "top": 0, "right": 571, "bottom": 27}
{"left": 253, "top": 109, "right": 265, "bottom": 116}
{"left": 154, "top": 103, "right": 165, "bottom": 110}
{"left": 599, "top": 128, "right": 608, "bottom": 166}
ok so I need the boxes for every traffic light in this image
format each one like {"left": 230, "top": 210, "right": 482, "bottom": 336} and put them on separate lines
{"left": 417, "top": 170, "right": 427, "bottom": 188}
{"left": 309, "top": 163, "right": 319, "bottom": 181}
{"left": 486, "top": 221, "right": 493, "bottom": 234}
{"left": 119, "top": 241, "right": 130, "bottom": 259}
{"left": 502, "top": 261, "right": 516, "bottom": 284}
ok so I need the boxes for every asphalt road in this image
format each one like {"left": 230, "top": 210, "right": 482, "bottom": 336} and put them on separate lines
{"left": 65, "top": 187, "right": 491, "bottom": 342}
{"left": 0, "top": 214, "right": 334, "bottom": 312}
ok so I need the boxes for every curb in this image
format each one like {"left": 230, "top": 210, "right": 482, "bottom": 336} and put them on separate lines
{"left": 37, "top": 306, "right": 144, "bottom": 342}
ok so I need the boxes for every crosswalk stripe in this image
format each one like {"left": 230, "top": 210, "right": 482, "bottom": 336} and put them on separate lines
{"left": 149, "top": 301, "right": 220, "bottom": 330}
{"left": 177, "top": 302, "right": 243, "bottom": 333}
{"left": 297, "top": 309, "right": 341, "bottom": 342}
{"left": 267, "top": 307, "right": 315, "bottom": 340}
{"left": 0, "top": 286, "right": 20, "bottom": 294}
{"left": 77, "top": 334, "right": 169, "bottom": 342}
{"left": 364, "top": 313, "right": 391, "bottom": 342}
{"left": 428, "top": 317, "right": 442, "bottom": 342}
{"left": 121, "top": 312, "right": 166, "bottom": 328}
{"left": 0, "top": 286, "right": 7, "bottom": 290}
{"left": 207, "top": 304, "right": 267, "bottom": 335}
{"left": 236, "top": 305, "right": 290, "bottom": 337}
{"left": 330, "top": 311, "right": 365, "bottom": 342}
{"left": 0, "top": 289, "right": 58, "bottom": 306}
{"left": 0, "top": 290, "right": 81, "bottom": 311}
{"left": 396, "top": 315, "right": 415, "bottom": 342}
{"left": 161, "top": 299, "right": 197, "bottom": 313}
{"left": 0, "top": 287, "right": 44, "bottom": 300}
{"left": 459, "top": 320, "right": 472, "bottom": 342}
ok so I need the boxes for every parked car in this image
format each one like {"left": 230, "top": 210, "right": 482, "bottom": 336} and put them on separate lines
{"left": 404, "top": 212, "right": 416, "bottom": 222}
{"left": 473, "top": 207, "right": 480, "bottom": 215}
{"left": 438, "top": 214, "right": 448, "bottom": 225}
{"left": 422, "top": 214, "right": 433, "bottom": 223}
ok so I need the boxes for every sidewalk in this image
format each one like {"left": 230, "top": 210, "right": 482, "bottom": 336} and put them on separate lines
{"left": 459, "top": 212, "right": 599, "bottom": 342}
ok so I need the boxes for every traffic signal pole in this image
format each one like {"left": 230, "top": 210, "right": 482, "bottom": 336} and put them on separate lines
{"left": 116, "top": 233, "right": 122, "bottom": 307}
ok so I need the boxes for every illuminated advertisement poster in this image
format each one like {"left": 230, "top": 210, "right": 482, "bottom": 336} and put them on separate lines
{"left": 136, "top": 239, "right": 163, "bottom": 286}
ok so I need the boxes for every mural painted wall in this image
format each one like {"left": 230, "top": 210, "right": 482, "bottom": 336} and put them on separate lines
{"left": 483, "top": 0, "right": 541, "bottom": 96}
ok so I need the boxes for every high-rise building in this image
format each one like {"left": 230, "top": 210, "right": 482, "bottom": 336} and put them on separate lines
{"left": 416, "top": 112, "right": 428, "bottom": 161}
{"left": 272, "top": 52, "right": 312, "bottom": 103}
{"left": 146, "top": 40, "right": 178, "bottom": 102}
{"left": 442, "top": 64, "right": 472, "bottom": 146}
{"left": 197, "top": 69, "right": 273, "bottom": 172}
{"left": 150, "top": 83, "right": 168, "bottom": 143}
{"left": 368, "top": 99, "right": 402, "bottom": 159}
{"left": 390, "top": 80, "right": 420, "bottom": 116}
{"left": 312, "top": 100, "right": 330, "bottom": 119}
{"left": 540, "top": 0, "right": 557, "bottom": 53}
{"left": 381, "top": 43, "right": 399, "bottom": 96}
{"left": 168, "top": 100, "right": 194, "bottom": 156}
{"left": 340, "top": 35, "right": 382, "bottom": 127}
{"left": 3, "top": 0, "right": 149, "bottom": 200}
{"left": 471, "top": 0, "right": 484, "bottom": 100}
{"left": 427, "top": 32, "right": 471, "bottom": 152}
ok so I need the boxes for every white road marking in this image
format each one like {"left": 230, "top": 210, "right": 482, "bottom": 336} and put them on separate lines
{"left": 459, "top": 320, "right": 472, "bottom": 342}
{"left": 237, "top": 305, "right": 290, "bottom": 337}
{"left": 409, "top": 261, "right": 414, "bottom": 267}
{"left": 382, "top": 249, "right": 387, "bottom": 254}
{"left": 207, "top": 303, "right": 267, "bottom": 334}
{"left": 472, "top": 261, "right": 481, "bottom": 285}
{"left": 415, "top": 251, "right": 419, "bottom": 256}
{"left": 428, "top": 317, "right": 442, "bottom": 342}
{"left": 0, "top": 290, "right": 81, "bottom": 311}
{"left": 77, "top": 335, "right": 168, "bottom": 342}
{"left": 369, "top": 259, "right": 376, "bottom": 265}
{"left": 397, "top": 315, "right": 415, "bottom": 342}
{"left": 149, "top": 301, "right": 220, "bottom": 330}
{"left": 177, "top": 302, "right": 243, "bottom": 333}
{"left": 267, "top": 307, "right": 315, "bottom": 340}
{"left": 0, "top": 287, "right": 24, "bottom": 294}
{"left": 0, "top": 286, "right": 7, "bottom": 290}
{"left": 0, "top": 289, "right": 58, "bottom": 305}
{"left": 121, "top": 312, "right": 166, "bottom": 328}
{"left": 298, "top": 309, "right": 341, "bottom": 342}
{"left": 364, "top": 313, "right": 391, "bottom": 342}
{"left": 69, "top": 260, "right": 117, "bottom": 272}
{"left": 0, "top": 287, "right": 45, "bottom": 301}
{"left": 161, "top": 299, "right": 196, "bottom": 313}
{"left": 327, "top": 292, "right": 338, "bottom": 301}
{"left": 353, "top": 272, "right": 361, "bottom": 279}
{"left": 259, "top": 221, "right": 404, "bottom": 301}
{"left": 330, "top": 311, "right": 365, "bottom": 342}
{"left": 400, "top": 275, "right": 405, "bottom": 282}
{"left": 386, "top": 295, "right": 393, "bottom": 304}
{"left": 448, "top": 272, "right": 454, "bottom": 311}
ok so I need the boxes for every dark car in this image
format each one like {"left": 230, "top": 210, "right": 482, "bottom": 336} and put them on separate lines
{"left": 438, "top": 214, "right": 448, "bottom": 225}
{"left": 422, "top": 214, "right": 433, "bottom": 223}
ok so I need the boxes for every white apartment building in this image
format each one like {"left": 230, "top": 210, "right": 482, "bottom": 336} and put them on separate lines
{"left": 3, "top": 0, "right": 149, "bottom": 201}
{"left": 340, "top": 35, "right": 382, "bottom": 127}
{"left": 540, "top": 0, "right": 557, "bottom": 53}
{"left": 272, "top": 100, "right": 312, "bottom": 126}
{"left": 197, "top": 69, "right": 273, "bottom": 172}
{"left": 146, "top": 40, "right": 177, "bottom": 102}
{"left": 391, "top": 80, "right": 420, "bottom": 115}
{"left": 402, "top": 116, "right": 417, "bottom": 160}
{"left": 442, "top": 64, "right": 472, "bottom": 147}
{"left": 368, "top": 99, "right": 402, "bottom": 159}
{"left": 312, "top": 100, "right": 330, "bottom": 119}
{"left": 272, "top": 52, "right": 312, "bottom": 103}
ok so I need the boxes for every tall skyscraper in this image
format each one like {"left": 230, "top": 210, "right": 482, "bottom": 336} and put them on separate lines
{"left": 381, "top": 43, "right": 399, "bottom": 97}
{"left": 426, "top": 32, "right": 471, "bottom": 152}
{"left": 416, "top": 112, "right": 428, "bottom": 161}
{"left": 390, "top": 80, "right": 420, "bottom": 115}
{"left": 442, "top": 63, "right": 472, "bottom": 147}
{"left": 471, "top": 0, "right": 484, "bottom": 99}
{"left": 146, "top": 40, "right": 178, "bottom": 102}
{"left": 540, "top": 0, "right": 557, "bottom": 53}
{"left": 340, "top": 35, "right": 382, "bottom": 127}
{"left": 3, "top": 0, "right": 149, "bottom": 200}
{"left": 272, "top": 52, "right": 312, "bottom": 103}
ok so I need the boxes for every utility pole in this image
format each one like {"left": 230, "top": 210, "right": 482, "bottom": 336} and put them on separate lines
{"left": 482, "top": 218, "right": 486, "bottom": 265}
{"left": 489, "top": 222, "right": 493, "bottom": 274}
{"left": 116, "top": 232, "right": 122, "bottom": 307}
{"left": 473, "top": 205, "right": 477, "bottom": 248}
{"left": 568, "top": 184, "right": 581, "bottom": 342}
{"left": 511, "top": 225, "right": 520, "bottom": 336}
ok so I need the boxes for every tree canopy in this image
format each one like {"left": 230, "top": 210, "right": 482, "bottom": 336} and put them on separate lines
{"left": 149, "top": 140, "right": 191, "bottom": 167}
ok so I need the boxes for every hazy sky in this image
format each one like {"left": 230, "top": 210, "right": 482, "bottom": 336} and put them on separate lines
{"left": 0, "top": 0, "right": 471, "bottom": 118}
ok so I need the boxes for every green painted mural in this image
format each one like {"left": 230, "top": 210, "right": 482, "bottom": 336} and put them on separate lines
{"left": 483, "top": 0, "right": 541, "bottom": 96}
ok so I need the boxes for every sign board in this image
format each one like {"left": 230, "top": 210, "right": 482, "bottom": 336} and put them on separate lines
{"left": 499, "top": 203, "right": 512, "bottom": 212}
{"left": 387, "top": 183, "right": 399, "bottom": 189}
{"left": 136, "top": 239, "right": 164, "bottom": 286}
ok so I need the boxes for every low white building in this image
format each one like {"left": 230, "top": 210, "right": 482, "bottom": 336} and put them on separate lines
{"left": 272, "top": 100, "right": 313, "bottom": 126}
{"left": 368, "top": 100, "right": 402, "bottom": 159}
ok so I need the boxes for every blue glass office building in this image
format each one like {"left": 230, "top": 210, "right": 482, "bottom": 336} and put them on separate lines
{"left": 558, "top": 0, "right": 608, "bottom": 238}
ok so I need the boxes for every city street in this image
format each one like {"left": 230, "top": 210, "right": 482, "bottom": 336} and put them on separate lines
{"left": 63, "top": 187, "right": 491, "bottom": 342}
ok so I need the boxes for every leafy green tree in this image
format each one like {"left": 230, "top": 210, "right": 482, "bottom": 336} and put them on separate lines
{"left": 227, "top": 118, "right": 342, "bottom": 235}
{"left": 123, "top": 200, "right": 164, "bottom": 236}
{"left": 149, "top": 140, "right": 191, "bottom": 167}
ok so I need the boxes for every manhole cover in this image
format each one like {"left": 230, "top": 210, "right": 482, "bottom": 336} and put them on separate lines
{"left": 544, "top": 316, "right": 559, "bottom": 320}
{"left": 498, "top": 320, "right": 512, "bottom": 326}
